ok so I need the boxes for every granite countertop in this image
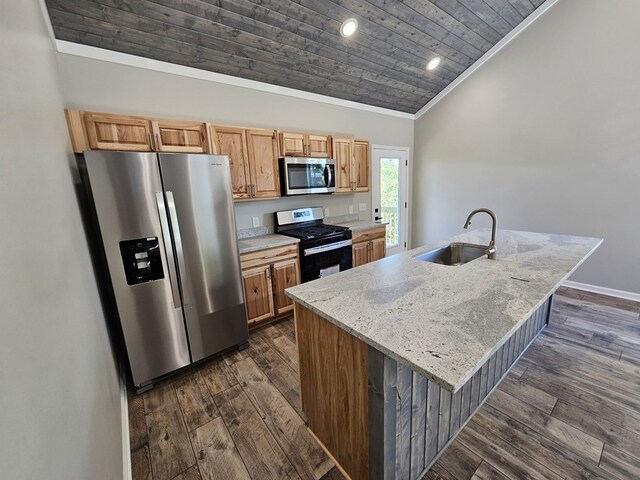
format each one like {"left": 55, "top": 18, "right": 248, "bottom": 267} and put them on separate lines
{"left": 285, "top": 229, "right": 602, "bottom": 392}
{"left": 238, "top": 234, "right": 299, "bottom": 255}
{"left": 335, "top": 220, "right": 388, "bottom": 232}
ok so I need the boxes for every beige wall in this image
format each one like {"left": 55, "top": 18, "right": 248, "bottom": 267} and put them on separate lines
{"left": 413, "top": 0, "right": 640, "bottom": 293}
{"left": 0, "top": 1, "right": 124, "bottom": 479}
{"left": 55, "top": 54, "right": 414, "bottom": 230}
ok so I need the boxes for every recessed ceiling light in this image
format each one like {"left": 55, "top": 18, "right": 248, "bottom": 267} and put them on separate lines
{"left": 427, "top": 57, "right": 441, "bottom": 71}
{"left": 340, "top": 18, "right": 358, "bottom": 37}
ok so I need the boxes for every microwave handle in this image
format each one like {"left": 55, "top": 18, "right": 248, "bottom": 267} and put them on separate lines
{"left": 324, "top": 163, "right": 333, "bottom": 187}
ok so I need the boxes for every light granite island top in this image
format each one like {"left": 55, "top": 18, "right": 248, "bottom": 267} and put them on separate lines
{"left": 286, "top": 229, "right": 602, "bottom": 392}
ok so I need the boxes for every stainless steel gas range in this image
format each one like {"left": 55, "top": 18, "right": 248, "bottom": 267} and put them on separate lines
{"left": 275, "top": 207, "right": 352, "bottom": 283}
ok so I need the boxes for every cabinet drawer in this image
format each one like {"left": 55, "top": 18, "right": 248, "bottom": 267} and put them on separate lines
{"left": 240, "top": 244, "right": 299, "bottom": 269}
{"left": 352, "top": 226, "right": 386, "bottom": 244}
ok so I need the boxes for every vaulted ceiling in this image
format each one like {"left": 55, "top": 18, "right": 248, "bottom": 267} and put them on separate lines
{"left": 45, "top": 0, "right": 548, "bottom": 113}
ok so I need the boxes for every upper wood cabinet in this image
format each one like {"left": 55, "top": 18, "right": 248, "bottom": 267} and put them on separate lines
{"left": 211, "top": 126, "right": 251, "bottom": 199}
{"left": 84, "top": 113, "right": 154, "bottom": 151}
{"left": 333, "top": 138, "right": 370, "bottom": 193}
{"left": 77, "top": 111, "right": 211, "bottom": 154}
{"left": 211, "top": 125, "right": 280, "bottom": 200}
{"left": 333, "top": 137, "right": 354, "bottom": 193}
{"left": 246, "top": 129, "right": 280, "bottom": 198}
{"left": 151, "top": 120, "right": 210, "bottom": 153}
{"left": 353, "top": 139, "right": 370, "bottom": 192}
{"left": 279, "top": 132, "right": 306, "bottom": 156}
{"left": 279, "top": 132, "right": 332, "bottom": 157}
{"left": 307, "top": 134, "right": 331, "bottom": 157}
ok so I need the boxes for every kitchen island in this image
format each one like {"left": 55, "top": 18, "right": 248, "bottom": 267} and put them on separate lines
{"left": 285, "top": 229, "right": 602, "bottom": 480}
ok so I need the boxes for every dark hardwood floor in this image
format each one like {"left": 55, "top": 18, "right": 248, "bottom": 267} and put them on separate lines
{"left": 128, "top": 287, "right": 640, "bottom": 480}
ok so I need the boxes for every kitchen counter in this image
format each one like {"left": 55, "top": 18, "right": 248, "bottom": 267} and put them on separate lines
{"left": 287, "top": 229, "right": 601, "bottom": 479}
{"left": 334, "top": 220, "right": 388, "bottom": 232}
{"left": 287, "top": 229, "right": 601, "bottom": 391}
{"left": 237, "top": 234, "right": 299, "bottom": 255}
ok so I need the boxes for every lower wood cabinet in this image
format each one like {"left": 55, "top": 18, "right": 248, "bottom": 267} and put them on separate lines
{"left": 241, "top": 265, "right": 275, "bottom": 324}
{"left": 240, "top": 244, "right": 300, "bottom": 327}
{"left": 352, "top": 226, "right": 386, "bottom": 267}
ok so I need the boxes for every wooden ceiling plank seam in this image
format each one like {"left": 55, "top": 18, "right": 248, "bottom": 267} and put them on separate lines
{"left": 50, "top": 0, "right": 433, "bottom": 103}
{"left": 220, "top": 0, "right": 452, "bottom": 92}
{"left": 480, "top": 0, "right": 525, "bottom": 28}
{"left": 359, "top": 0, "right": 487, "bottom": 60}
{"left": 427, "top": 0, "right": 503, "bottom": 44}
{"left": 397, "top": 0, "right": 494, "bottom": 53}
{"left": 202, "top": 0, "right": 445, "bottom": 94}
{"left": 323, "top": 0, "right": 473, "bottom": 74}
{"left": 504, "top": 0, "right": 535, "bottom": 18}
{"left": 135, "top": 0, "right": 443, "bottom": 99}
{"left": 48, "top": 10, "right": 426, "bottom": 111}
{"left": 292, "top": 0, "right": 467, "bottom": 79}
{"left": 455, "top": 0, "right": 514, "bottom": 36}
{"left": 212, "top": 0, "right": 462, "bottom": 83}
{"left": 50, "top": 0, "right": 435, "bottom": 102}
{"left": 243, "top": 0, "right": 454, "bottom": 90}
{"left": 53, "top": 26, "right": 420, "bottom": 112}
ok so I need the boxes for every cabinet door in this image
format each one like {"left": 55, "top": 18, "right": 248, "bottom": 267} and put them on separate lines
{"left": 247, "top": 129, "right": 280, "bottom": 199}
{"left": 211, "top": 126, "right": 251, "bottom": 199}
{"left": 279, "top": 132, "right": 306, "bottom": 156}
{"left": 353, "top": 139, "right": 370, "bottom": 192}
{"left": 272, "top": 258, "right": 300, "bottom": 315}
{"left": 242, "top": 265, "right": 275, "bottom": 325}
{"left": 307, "top": 134, "right": 331, "bottom": 157}
{"left": 84, "top": 113, "right": 154, "bottom": 151}
{"left": 333, "top": 137, "right": 353, "bottom": 193}
{"left": 152, "top": 120, "right": 210, "bottom": 153}
{"left": 352, "top": 242, "right": 370, "bottom": 268}
{"left": 370, "top": 237, "right": 386, "bottom": 262}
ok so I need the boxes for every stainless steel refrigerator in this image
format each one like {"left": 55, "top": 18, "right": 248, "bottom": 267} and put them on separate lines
{"left": 83, "top": 151, "right": 248, "bottom": 392}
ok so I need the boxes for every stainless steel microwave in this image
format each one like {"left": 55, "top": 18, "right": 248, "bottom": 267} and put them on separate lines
{"left": 279, "top": 157, "right": 336, "bottom": 196}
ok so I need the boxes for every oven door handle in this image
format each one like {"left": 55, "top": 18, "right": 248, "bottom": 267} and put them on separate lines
{"left": 303, "top": 239, "right": 352, "bottom": 256}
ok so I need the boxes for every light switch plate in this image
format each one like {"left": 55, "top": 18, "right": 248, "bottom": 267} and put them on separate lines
{"left": 348, "top": 205, "right": 354, "bottom": 214}
{"left": 325, "top": 207, "right": 330, "bottom": 217}
{"left": 252, "top": 216, "right": 260, "bottom": 228}
{"left": 359, "top": 203, "right": 367, "bottom": 212}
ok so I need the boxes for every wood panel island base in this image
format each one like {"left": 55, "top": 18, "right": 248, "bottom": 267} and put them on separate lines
{"left": 294, "top": 298, "right": 551, "bottom": 480}
{"left": 286, "top": 230, "right": 603, "bottom": 480}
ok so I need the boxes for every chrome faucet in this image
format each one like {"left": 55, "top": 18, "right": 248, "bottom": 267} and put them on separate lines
{"left": 463, "top": 208, "right": 497, "bottom": 259}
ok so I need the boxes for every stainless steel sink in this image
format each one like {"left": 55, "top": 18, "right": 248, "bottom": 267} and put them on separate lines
{"left": 415, "top": 242, "right": 491, "bottom": 266}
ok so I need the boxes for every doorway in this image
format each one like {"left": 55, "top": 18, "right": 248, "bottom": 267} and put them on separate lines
{"left": 371, "top": 146, "right": 410, "bottom": 256}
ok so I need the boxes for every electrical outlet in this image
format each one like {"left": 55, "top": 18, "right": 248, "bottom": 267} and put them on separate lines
{"left": 252, "top": 216, "right": 260, "bottom": 228}
{"left": 324, "top": 207, "right": 330, "bottom": 217}
{"left": 359, "top": 203, "right": 367, "bottom": 212}
{"left": 348, "top": 205, "right": 354, "bottom": 214}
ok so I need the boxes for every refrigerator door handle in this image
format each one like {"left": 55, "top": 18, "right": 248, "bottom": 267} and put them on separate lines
{"left": 165, "top": 191, "right": 190, "bottom": 306}
{"left": 155, "top": 192, "right": 182, "bottom": 308}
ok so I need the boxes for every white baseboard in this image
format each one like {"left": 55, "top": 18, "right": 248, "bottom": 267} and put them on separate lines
{"left": 120, "top": 362, "right": 132, "bottom": 480}
{"left": 562, "top": 281, "right": 640, "bottom": 303}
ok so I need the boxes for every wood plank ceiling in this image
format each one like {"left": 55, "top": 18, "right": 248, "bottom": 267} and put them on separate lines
{"left": 44, "top": 0, "right": 548, "bottom": 113}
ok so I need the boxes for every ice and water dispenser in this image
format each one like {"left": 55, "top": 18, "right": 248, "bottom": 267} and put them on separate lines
{"left": 119, "top": 237, "right": 165, "bottom": 285}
